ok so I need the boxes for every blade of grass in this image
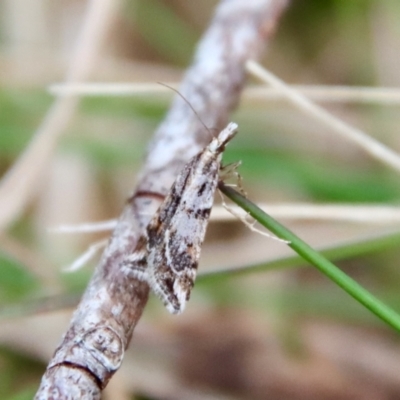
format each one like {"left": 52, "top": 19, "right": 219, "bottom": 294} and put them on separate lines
{"left": 219, "top": 183, "right": 400, "bottom": 332}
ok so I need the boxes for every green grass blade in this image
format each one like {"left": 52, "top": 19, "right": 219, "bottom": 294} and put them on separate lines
{"left": 219, "top": 183, "right": 400, "bottom": 332}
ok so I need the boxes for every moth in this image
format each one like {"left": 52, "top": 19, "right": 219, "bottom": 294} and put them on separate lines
{"left": 123, "top": 122, "right": 238, "bottom": 314}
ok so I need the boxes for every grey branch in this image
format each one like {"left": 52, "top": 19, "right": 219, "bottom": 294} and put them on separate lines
{"left": 34, "top": 0, "right": 289, "bottom": 398}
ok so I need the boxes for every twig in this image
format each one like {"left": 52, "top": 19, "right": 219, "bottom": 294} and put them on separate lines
{"left": 34, "top": 1, "right": 289, "bottom": 398}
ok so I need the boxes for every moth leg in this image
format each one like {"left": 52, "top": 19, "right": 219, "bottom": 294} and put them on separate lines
{"left": 219, "top": 161, "right": 246, "bottom": 197}
{"left": 122, "top": 239, "right": 149, "bottom": 282}
{"left": 217, "top": 187, "right": 289, "bottom": 244}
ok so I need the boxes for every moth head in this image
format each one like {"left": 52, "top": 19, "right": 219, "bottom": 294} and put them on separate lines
{"left": 209, "top": 122, "right": 238, "bottom": 154}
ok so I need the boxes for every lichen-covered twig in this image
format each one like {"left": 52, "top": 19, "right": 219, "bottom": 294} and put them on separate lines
{"left": 34, "top": 1, "right": 288, "bottom": 398}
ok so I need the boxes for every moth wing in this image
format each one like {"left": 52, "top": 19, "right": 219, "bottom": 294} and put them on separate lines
{"left": 146, "top": 153, "right": 220, "bottom": 313}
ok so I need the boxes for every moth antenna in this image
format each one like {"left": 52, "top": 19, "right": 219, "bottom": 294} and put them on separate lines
{"left": 158, "top": 82, "right": 213, "bottom": 140}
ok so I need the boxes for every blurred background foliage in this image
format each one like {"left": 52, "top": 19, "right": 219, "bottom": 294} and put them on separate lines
{"left": 1, "top": 0, "right": 400, "bottom": 399}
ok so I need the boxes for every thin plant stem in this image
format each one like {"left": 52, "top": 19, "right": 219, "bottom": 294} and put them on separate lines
{"left": 219, "top": 183, "right": 400, "bottom": 332}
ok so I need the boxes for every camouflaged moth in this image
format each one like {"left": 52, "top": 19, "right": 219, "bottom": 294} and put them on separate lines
{"left": 123, "top": 122, "right": 238, "bottom": 314}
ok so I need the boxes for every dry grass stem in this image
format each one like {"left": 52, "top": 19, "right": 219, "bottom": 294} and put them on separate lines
{"left": 50, "top": 82, "right": 400, "bottom": 105}
{"left": 246, "top": 60, "right": 400, "bottom": 173}
{"left": 49, "top": 203, "right": 400, "bottom": 235}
